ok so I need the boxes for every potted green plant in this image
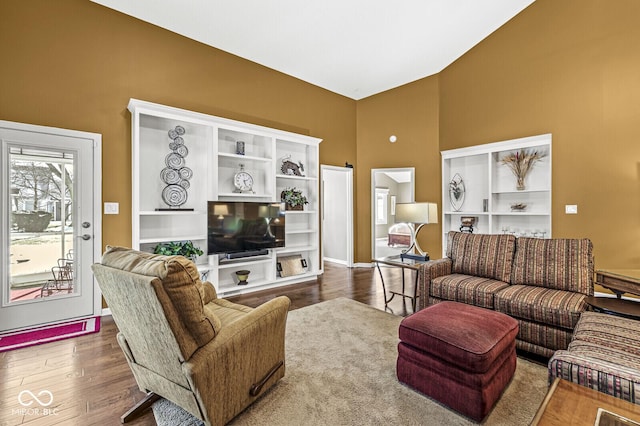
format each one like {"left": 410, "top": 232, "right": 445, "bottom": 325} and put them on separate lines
{"left": 281, "top": 187, "right": 308, "bottom": 210}
{"left": 153, "top": 240, "right": 204, "bottom": 263}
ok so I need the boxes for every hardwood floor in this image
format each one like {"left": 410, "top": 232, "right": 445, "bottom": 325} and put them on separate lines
{"left": 0, "top": 262, "right": 412, "bottom": 426}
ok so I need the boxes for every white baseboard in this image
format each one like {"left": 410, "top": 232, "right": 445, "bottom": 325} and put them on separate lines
{"left": 101, "top": 308, "right": 112, "bottom": 317}
{"left": 354, "top": 262, "right": 374, "bottom": 268}
{"left": 593, "top": 291, "right": 636, "bottom": 301}
{"left": 324, "top": 257, "right": 349, "bottom": 267}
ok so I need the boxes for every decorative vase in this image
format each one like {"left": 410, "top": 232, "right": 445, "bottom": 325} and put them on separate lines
{"left": 236, "top": 141, "right": 245, "bottom": 155}
{"left": 516, "top": 176, "right": 526, "bottom": 191}
{"left": 236, "top": 270, "right": 250, "bottom": 285}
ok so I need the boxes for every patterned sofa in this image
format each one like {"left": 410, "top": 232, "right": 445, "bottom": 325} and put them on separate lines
{"left": 417, "top": 231, "right": 594, "bottom": 358}
{"left": 549, "top": 311, "right": 640, "bottom": 404}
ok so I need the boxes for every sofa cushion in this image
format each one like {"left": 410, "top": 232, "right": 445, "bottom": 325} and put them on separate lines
{"left": 494, "top": 285, "right": 586, "bottom": 329}
{"left": 511, "top": 237, "right": 593, "bottom": 294}
{"left": 446, "top": 231, "right": 516, "bottom": 283}
{"left": 569, "top": 312, "right": 640, "bottom": 359}
{"left": 515, "top": 319, "right": 574, "bottom": 356}
{"left": 101, "top": 246, "right": 222, "bottom": 349}
{"left": 431, "top": 274, "right": 510, "bottom": 309}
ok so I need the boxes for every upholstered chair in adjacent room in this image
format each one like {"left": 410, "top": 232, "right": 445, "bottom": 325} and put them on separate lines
{"left": 92, "top": 246, "right": 290, "bottom": 426}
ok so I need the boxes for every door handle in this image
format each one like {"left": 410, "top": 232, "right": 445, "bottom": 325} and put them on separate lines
{"left": 80, "top": 234, "right": 91, "bottom": 241}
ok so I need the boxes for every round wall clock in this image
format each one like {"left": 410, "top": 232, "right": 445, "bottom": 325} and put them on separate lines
{"left": 233, "top": 164, "right": 254, "bottom": 193}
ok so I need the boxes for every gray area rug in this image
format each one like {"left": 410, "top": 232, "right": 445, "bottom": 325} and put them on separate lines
{"left": 154, "top": 298, "right": 549, "bottom": 425}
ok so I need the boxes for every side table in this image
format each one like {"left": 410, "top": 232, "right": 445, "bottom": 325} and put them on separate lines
{"left": 589, "top": 269, "right": 640, "bottom": 320}
{"left": 584, "top": 296, "right": 640, "bottom": 320}
{"left": 596, "top": 269, "right": 640, "bottom": 298}
{"left": 372, "top": 255, "right": 429, "bottom": 312}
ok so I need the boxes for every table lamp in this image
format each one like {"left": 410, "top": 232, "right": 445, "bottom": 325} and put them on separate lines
{"left": 258, "top": 204, "right": 282, "bottom": 238}
{"left": 213, "top": 204, "right": 229, "bottom": 220}
{"left": 395, "top": 202, "right": 438, "bottom": 261}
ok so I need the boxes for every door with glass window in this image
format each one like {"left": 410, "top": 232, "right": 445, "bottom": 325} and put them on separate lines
{"left": 0, "top": 121, "right": 101, "bottom": 332}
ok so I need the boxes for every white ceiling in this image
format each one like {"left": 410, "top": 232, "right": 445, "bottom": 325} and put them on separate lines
{"left": 384, "top": 171, "right": 412, "bottom": 184}
{"left": 91, "top": 0, "right": 535, "bottom": 100}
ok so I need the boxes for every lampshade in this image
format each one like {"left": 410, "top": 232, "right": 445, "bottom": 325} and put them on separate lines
{"left": 258, "top": 205, "right": 270, "bottom": 218}
{"left": 395, "top": 202, "right": 438, "bottom": 224}
{"left": 213, "top": 204, "right": 229, "bottom": 219}
{"left": 394, "top": 202, "right": 438, "bottom": 260}
{"left": 213, "top": 204, "right": 229, "bottom": 216}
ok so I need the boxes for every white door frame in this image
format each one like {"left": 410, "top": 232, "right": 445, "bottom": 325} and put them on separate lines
{"left": 371, "top": 167, "right": 415, "bottom": 260}
{"left": 320, "top": 165, "right": 354, "bottom": 268}
{"left": 0, "top": 120, "right": 102, "bottom": 332}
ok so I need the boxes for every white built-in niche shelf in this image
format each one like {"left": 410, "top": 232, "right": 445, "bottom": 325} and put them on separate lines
{"left": 441, "top": 133, "right": 552, "bottom": 256}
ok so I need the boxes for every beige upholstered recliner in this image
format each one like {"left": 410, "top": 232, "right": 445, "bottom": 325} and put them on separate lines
{"left": 92, "top": 246, "right": 290, "bottom": 425}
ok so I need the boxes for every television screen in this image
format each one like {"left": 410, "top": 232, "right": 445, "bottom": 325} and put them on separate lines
{"left": 207, "top": 201, "right": 285, "bottom": 255}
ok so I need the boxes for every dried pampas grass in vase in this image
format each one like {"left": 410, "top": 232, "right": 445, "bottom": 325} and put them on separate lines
{"left": 500, "top": 149, "right": 545, "bottom": 190}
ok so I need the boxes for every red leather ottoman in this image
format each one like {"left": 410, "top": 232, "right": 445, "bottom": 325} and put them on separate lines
{"left": 396, "top": 301, "right": 518, "bottom": 422}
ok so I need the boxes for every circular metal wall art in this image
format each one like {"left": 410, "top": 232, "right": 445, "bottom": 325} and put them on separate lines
{"left": 175, "top": 145, "right": 189, "bottom": 157}
{"left": 160, "top": 125, "right": 193, "bottom": 208}
{"left": 160, "top": 168, "right": 181, "bottom": 184}
{"left": 178, "top": 167, "right": 193, "bottom": 180}
{"left": 165, "top": 152, "right": 186, "bottom": 169}
{"left": 162, "top": 184, "right": 188, "bottom": 206}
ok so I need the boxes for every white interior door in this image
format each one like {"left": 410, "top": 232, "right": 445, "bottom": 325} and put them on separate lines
{"left": 321, "top": 165, "right": 353, "bottom": 267}
{"left": 0, "top": 121, "right": 102, "bottom": 332}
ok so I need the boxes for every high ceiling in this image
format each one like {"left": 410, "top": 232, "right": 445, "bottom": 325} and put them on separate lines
{"left": 91, "top": 0, "right": 535, "bottom": 100}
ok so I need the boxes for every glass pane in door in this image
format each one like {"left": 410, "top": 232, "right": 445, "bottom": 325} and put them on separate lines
{"left": 8, "top": 147, "right": 76, "bottom": 304}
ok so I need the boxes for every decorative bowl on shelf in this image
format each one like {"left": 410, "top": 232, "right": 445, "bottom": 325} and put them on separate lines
{"left": 236, "top": 270, "right": 251, "bottom": 285}
{"left": 510, "top": 203, "right": 527, "bottom": 212}
{"left": 460, "top": 216, "right": 477, "bottom": 227}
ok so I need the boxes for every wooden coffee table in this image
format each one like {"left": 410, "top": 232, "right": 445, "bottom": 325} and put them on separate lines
{"left": 531, "top": 379, "right": 640, "bottom": 425}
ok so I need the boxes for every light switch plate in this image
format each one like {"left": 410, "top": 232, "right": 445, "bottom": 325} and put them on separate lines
{"left": 104, "top": 202, "right": 119, "bottom": 215}
{"left": 565, "top": 205, "right": 578, "bottom": 214}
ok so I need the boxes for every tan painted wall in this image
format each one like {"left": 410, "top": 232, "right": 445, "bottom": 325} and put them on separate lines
{"left": 356, "top": 77, "right": 440, "bottom": 262}
{"left": 439, "top": 0, "right": 640, "bottom": 269}
{"left": 0, "top": 0, "right": 357, "bottom": 257}
{"left": 3, "top": 0, "right": 639, "bottom": 272}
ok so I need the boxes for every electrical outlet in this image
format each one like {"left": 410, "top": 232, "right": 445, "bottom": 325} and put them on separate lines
{"left": 104, "top": 202, "right": 119, "bottom": 215}
{"left": 565, "top": 205, "right": 578, "bottom": 214}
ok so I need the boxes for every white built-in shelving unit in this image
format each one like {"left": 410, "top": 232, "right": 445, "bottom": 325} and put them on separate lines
{"left": 128, "top": 99, "right": 321, "bottom": 297}
{"left": 441, "top": 133, "right": 552, "bottom": 256}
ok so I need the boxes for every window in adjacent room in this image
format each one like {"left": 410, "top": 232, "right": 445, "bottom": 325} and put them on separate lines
{"left": 375, "top": 187, "right": 389, "bottom": 225}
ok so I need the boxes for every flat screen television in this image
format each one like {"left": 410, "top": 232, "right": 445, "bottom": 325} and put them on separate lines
{"left": 207, "top": 201, "right": 285, "bottom": 256}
